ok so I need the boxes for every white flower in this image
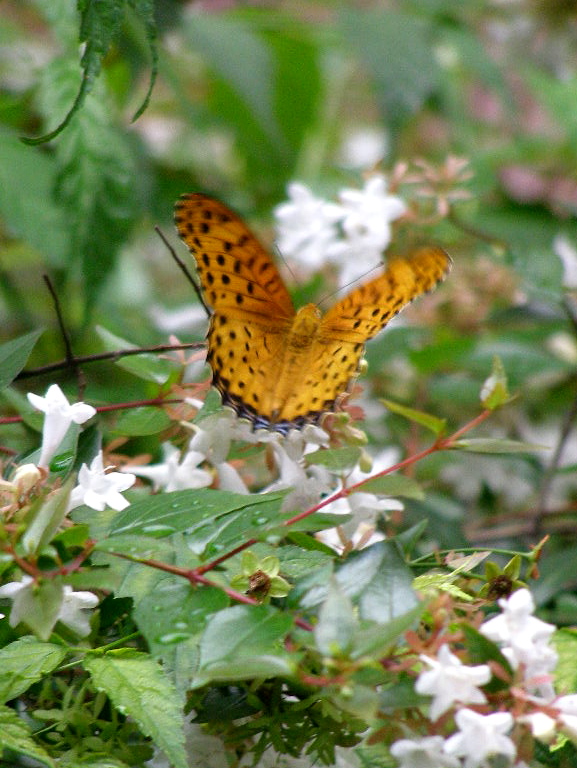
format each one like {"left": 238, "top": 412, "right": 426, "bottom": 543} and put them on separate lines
{"left": 553, "top": 233, "right": 577, "bottom": 289}
{"left": 481, "top": 589, "right": 554, "bottom": 647}
{"left": 0, "top": 576, "right": 98, "bottom": 637}
{"left": 480, "top": 588, "right": 557, "bottom": 696}
{"left": 415, "top": 644, "right": 491, "bottom": 720}
{"left": 339, "top": 127, "right": 388, "bottom": 169}
{"left": 555, "top": 694, "right": 577, "bottom": 742}
{"left": 444, "top": 708, "right": 516, "bottom": 768}
{"left": 69, "top": 452, "right": 135, "bottom": 511}
{"left": 327, "top": 176, "right": 407, "bottom": 286}
{"left": 58, "top": 586, "right": 99, "bottom": 636}
{"left": 390, "top": 736, "right": 459, "bottom": 768}
{"left": 127, "top": 443, "right": 212, "bottom": 492}
{"left": 274, "top": 182, "right": 343, "bottom": 269}
{"left": 518, "top": 710, "right": 557, "bottom": 743}
{"left": 28, "top": 384, "right": 96, "bottom": 469}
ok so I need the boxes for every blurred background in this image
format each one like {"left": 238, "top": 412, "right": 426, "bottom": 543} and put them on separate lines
{"left": 2, "top": 0, "right": 577, "bottom": 621}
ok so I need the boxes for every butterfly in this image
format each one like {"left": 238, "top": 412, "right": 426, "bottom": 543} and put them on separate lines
{"left": 174, "top": 193, "right": 451, "bottom": 434}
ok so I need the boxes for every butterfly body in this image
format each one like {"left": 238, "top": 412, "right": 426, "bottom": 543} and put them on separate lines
{"left": 175, "top": 193, "right": 451, "bottom": 434}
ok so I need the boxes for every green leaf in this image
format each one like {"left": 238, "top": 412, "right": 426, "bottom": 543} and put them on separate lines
{"left": 192, "top": 605, "right": 295, "bottom": 688}
{"left": 36, "top": 59, "right": 138, "bottom": 316}
{"left": 83, "top": 650, "right": 187, "bottom": 768}
{"left": 380, "top": 398, "right": 447, "bottom": 436}
{"left": 133, "top": 579, "right": 229, "bottom": 657}
{"left": 96, "top": 326, "right": 176, "bottom": 384}
{"left": 114, "top": 407, "right": 172, "bottom": 436}
{"left": 0, "top": 703, "right": 55, "bottom": 767}
{"left": 357, "top": 473, "right": 424, "bottom": 500}
{"left": 553, "top": 628, "right": 577, "bottom": 695}
{"left": 301, "top": 541, "right": 418, "bottom": 623}
{"left": 0, "top": 636, "right": 66, "bottom": 703}
{"left": 451, "top": 438, "right": 545, "bottom": 454}
{"left": 480, "top": 355, "right": 510, "bottom": 410}
{"left": 25, "top": 0, "right": 127, "bottom": 144}
{"left": 108, "top": 488, "right": 287, "bottom": 557}
{"left": 314, "top": 578, "right": 357, "bottom": 656}
{"left": 306, "top": 447, "right": 362, "bottom": 472}
{"left": 0, "top": 328, "right": 44, "bottom": 391}
{"left": 461, "top": 624, "right": 513, "bottom": 692}
{"left": 338, "top": 8, "right": 439, "bottom": 130}
{"left": 352, "top": 603, "right": 424, "bottom": 660}
{"left": 0, "top": 129, "right": 69, "bottom": 261}
{"left": 21, "top": 481, "right": 72, "bottom": 555}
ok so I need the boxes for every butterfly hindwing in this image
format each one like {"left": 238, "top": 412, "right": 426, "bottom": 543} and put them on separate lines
{"left": 320, "top": 246, "right": 451, "bottom": 343}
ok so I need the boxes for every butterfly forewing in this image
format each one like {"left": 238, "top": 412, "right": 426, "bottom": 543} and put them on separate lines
{"left": 174, "top": 193, "right": 295, "bottom": 321}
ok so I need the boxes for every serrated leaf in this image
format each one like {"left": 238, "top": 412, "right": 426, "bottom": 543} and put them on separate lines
{"left": 0, "top": 703, "right": 55, "bottom": 767}
{"left": 357, "top": 473, "right": 424, "bottom": 500}
{"left": 0, "top": 636, "right": 66, "bottom": 703}
{"left": 83, "top": 650, "right": 187, "bottom": 768}
{"left": 25, "top": 0, "right": 125, "bottom": 144}
{"left": 192, "top": 605, "right": 295, "bottom": 688}
{"left": 96, "top": 327, "right": 175, "bottom": 384}
{"left": 306, "top": 447, "right": 362, "bottom": 472}
{"left": 35, "top": 58, "right": 138, "bottom": 316}
{"left": 451, "top": 438, "right": 545, "bottom": 454}
{"left": 113, "top": 407, "right": 172, "bottom": 436}
{"left": 381, "top": 398, "right": 447, "bottom": 436}
{"left": 0, "top": 329, "right": 44, "bottom": 391}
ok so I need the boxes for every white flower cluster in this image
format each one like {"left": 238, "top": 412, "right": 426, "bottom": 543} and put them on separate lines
{"left": 392, "top": 589, "right": 562, "bottom": 768}
{"left": 274, "top": 176, "right": 407, "bottom": 288}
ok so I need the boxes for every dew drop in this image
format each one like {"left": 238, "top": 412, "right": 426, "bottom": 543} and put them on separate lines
{"left": 156, "top": 632, "right": 191, "bottom": 645}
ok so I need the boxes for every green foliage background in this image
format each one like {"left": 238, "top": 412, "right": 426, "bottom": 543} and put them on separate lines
{"left": 2, "top": 0, "right": 577, "bottom": 766}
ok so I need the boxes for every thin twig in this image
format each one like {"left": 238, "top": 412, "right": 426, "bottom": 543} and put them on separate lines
{"left": 43, "top": 274, "right": 87, "bottom": 398}
{"left": 15, "top": 341, "right": 204, "bottom": 381}
{"left": 155, "top": 226, "right": 210, "bottom": 317}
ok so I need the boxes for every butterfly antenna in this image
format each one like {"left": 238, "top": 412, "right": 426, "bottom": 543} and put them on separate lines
{"left": 273, "top": 244, "right": 300, "bottom": 287}
{"left": 317, "top": 262, "right": 382, "bottom": 308}
{"left": 155, "top": 226, "right": 211, "bottom": 318}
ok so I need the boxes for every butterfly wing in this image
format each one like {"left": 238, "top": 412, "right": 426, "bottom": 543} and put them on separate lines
{"left": 291, "top": 246, "right": 452, "bottom": 414}
{"left": 174, "top": 193, "right": 295, "bottom": 320}
{"left": 320, "top": 246, "right": 451, "bottom": 343}
{"left": 174, "top": 194, "right": 297, "bottom": 425}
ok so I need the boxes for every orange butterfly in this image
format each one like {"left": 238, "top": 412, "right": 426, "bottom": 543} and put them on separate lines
{"left": 174, "top": 193, "right": 451, "bottom": 434}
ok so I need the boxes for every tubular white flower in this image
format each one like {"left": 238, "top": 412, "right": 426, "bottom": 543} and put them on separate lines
{"left": 69, "top": 451, "right": 135, "bottom": 511}
{"left": 27, "top": 384, "right": 96, "bottom": 469}
{"left": 126, "top": 443, "right": 211, "bottom": 493}
{"left": 444, "top": 708, "right": 516, "bottom": 768}
{"left": 415, "top": 644, "right": 491, "bottom": 720}
{"left": 390, "top": 735, "right": 459, "bottom": 768}
{"left": 480, "top": 588, "right": 557, "bottom": 696}
{"left": 327, "top": 176, "right": 407, "bottom": 286}
{"left": 274, "top": 182, "right": 343, "bottom": 269}
{"left": 0, "top": 576, "right": 98, "bottom": 637}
